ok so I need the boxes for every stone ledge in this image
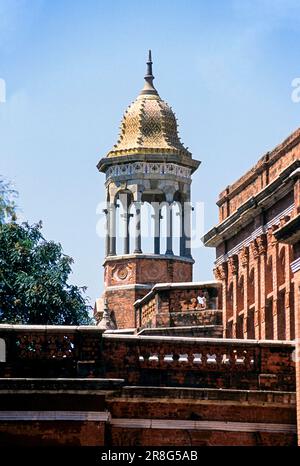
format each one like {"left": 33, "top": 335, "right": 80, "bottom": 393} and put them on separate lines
{"left": 0, "top": 411, "right": 110, "bottom": 421}
{"left": 109, "top": 417, "right": 296, "bottom": 433}
{"left": 103, "top": 254, "right": 195, "bottom": 264}
{"left": 110, "top": 386, "right": 296, "bottom": 404}
{"left": 0, "top": 378, "right": 125, "bottom": 392}
{"left": 0, "top": 324, "right": 102, "bottom": 333}
{"left": 102, "top": 333, "right": 295, "bottom": 347}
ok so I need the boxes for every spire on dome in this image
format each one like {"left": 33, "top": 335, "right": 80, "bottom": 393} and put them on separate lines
{"left": 140, "top": 49, "right": 159, "bottom": 96}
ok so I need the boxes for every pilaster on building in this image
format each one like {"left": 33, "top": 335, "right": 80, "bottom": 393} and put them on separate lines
{"left": 204, "top": 135, "right": 300, "bottom": 343}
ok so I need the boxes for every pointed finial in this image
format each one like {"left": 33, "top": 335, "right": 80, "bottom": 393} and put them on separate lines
{"left": 140, "top": 49, "right": 158, "bottom": 96}
{"left": 145, "top": 50, "right": 153, "bottom": 83}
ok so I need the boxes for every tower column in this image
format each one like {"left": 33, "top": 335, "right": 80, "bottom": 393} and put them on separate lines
{"left": 103, "top": 208, "right": 110, "bottom": 257}
{"left": 184, "top": 201, "right": 192, "bottom": 258}
{"left": 180, "top": 202, "right": 186, "bottom": 256}
{"left": 108, "top": 202, "right": 117, "bottom": 256}
{"left": 134, "top": 201, "right": 142, "bottom": 254}
{"left": 166, "top": 202, "right": 173, "bottom": 256}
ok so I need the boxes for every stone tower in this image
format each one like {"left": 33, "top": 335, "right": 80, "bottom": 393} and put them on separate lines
{"left": 96, "top": 51, "right": 200, "bottom": 328}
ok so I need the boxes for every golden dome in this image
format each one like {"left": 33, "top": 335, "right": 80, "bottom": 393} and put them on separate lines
{"left": 106, "top": 51, "right": 191, "bottom": 158}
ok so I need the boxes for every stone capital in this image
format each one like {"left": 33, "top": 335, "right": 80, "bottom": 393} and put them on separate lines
{"left": 257, "top": 234, "right": 267, "bottom": 255}
{"left": 228, "top": 255, "right": 238, "bottom": 275}
{"left": 239, "top": 246, "right": 249, "bottom": 267}
{"left": 250, "top": 240, "right": 259, "bottom": 259}
{"left": 214, "top": 262, "right": 227, "bottom": 280}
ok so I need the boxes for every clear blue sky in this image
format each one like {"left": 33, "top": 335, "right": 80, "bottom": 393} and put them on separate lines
{"left": 1, "top": 0, "right": 300, "bottom": 305}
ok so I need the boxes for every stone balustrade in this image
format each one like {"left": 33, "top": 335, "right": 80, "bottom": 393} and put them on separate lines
{"left": 102, "top": 334, "right": 296, "bottom": 391}
{"left": 0, "top": 325, "right": 104, "bottom": 378}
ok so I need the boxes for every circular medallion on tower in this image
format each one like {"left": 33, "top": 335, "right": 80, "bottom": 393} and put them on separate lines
{"left": 111, "top": 263, "right": 134, "bottom": 284}
{"left": 117, "top": 266, "right": 128, "bottom": 280}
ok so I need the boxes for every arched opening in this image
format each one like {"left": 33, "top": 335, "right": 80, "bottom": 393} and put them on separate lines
{"left": 278, "top": 247, "right": 286, "bottom": 288}
{"left": 227, "top": 282, "right": 233, "bottom": 320}
{"left": 114, "top": 190, "right": 133, "bottom": 256}
{"left": 265, "top": 256, "right": 273, "bottom": 296}
{"left": 172, "top": 201, "right": 181, "bottom": 256}
{"left": 236, "top": 314, "right": 244, "bottom": 339}
{"left": 140, "top": 201, "right": 154, "bottom": 253}
{"left": 160, "top": 202, "right": 168, "bottom": 255}
{"left": 247, "top": 309, "right": 255, "bottom": 339}
{"left": 128, "top": 202, "right": 136, "bottom": 253}
{"left": 237, "top": 275, "right": 244, "bottom": 313}
{"left": 226, "top": 320, "right": 233, "bottom": 338}
{"left": 248, "top": 268, "right": 255, "bottom": 308}
{"left": 277, "top": 290, "right": 286, "bottom": 340}
{"left": 290, "top": 283, "right": 295, "bottom": 340}
{"left": 265, "top": 297, "right": 274, "bottom": 340}
{"left": 173, "top": 191, "right": 186, "bottom": 257}
{"left": 141, "top": 191, "right": 166, "bottom": 254}
{"left": 277, "top": 247, "right": 286, "bottom": 340}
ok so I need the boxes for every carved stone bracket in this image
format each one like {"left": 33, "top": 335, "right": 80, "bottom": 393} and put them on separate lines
{"left": 257, "top": 234, "right": 267, "bottom": 255}
{"left": 214, "top": 262, "right": 227, "bottom": 280}
{"left": 250, "top": 240, "right": 259, "bottom": 259}
{"left": 228, "top": 255, "right": 238, "bottom": 275}
{"left": 239, "top": 246, "right": 249, "bottom": 268}
{"left": 267, "top": 225, "right": 279, "bottom": 245}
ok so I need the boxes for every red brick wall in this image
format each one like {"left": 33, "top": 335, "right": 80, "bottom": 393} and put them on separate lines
{"left": 0, "top": 421, "right": 105, "bottom": 446}
{"left": 293, "top": 268, "right": 300, "bottom": 445}
{"left": 218, "top": 129, "right": 300, "bottom": 221}
{"left": 102, "top": 336, "right": 295, "bottom": 391}
{"left": 107, "top": 399, "right": 295, "bottom": 424}
{"left": 105, "top": 288, "right": 145, "bottom": 328}
{"left": 135, "top": 285, "right": 222, "bottom": 329}
{"left": 108, "top": 427, "right": 296, "bottom": 446}
{"left": 104, "top": 257, "right": 192, "bottom": 287}
{"left": 215, "top": 228, "right": 295, "bottom": 340}
{"left": 104, "top": 257, "right": 193, "bottom": 328}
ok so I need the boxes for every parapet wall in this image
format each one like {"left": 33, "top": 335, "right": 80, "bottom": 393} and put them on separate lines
{"left": 102, "top": 334, "right": 296, "bottom": 391}
{"left": 134, "top": 281, "right": 222, "bottom": 331}
{"left": 0, "top": 325, "right": 296, "bottom": 392}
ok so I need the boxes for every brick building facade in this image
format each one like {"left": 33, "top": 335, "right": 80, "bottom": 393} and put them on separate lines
{"left": 274, "top": 209, "right": 300, "bottom": 445}
{"left": 204, "top": 130, "right": 300, "bottom": 341}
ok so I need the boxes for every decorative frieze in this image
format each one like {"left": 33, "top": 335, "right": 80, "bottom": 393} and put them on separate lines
{"left": 106, "top": 162, "right": 191, "bottom": 181}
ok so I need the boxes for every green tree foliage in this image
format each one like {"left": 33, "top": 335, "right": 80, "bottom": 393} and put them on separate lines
{"left": 0, "top": 178, "right": 92, "bottom": 325}
{"left": 0, "top": 177, "right": 17, "bottom": 224}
